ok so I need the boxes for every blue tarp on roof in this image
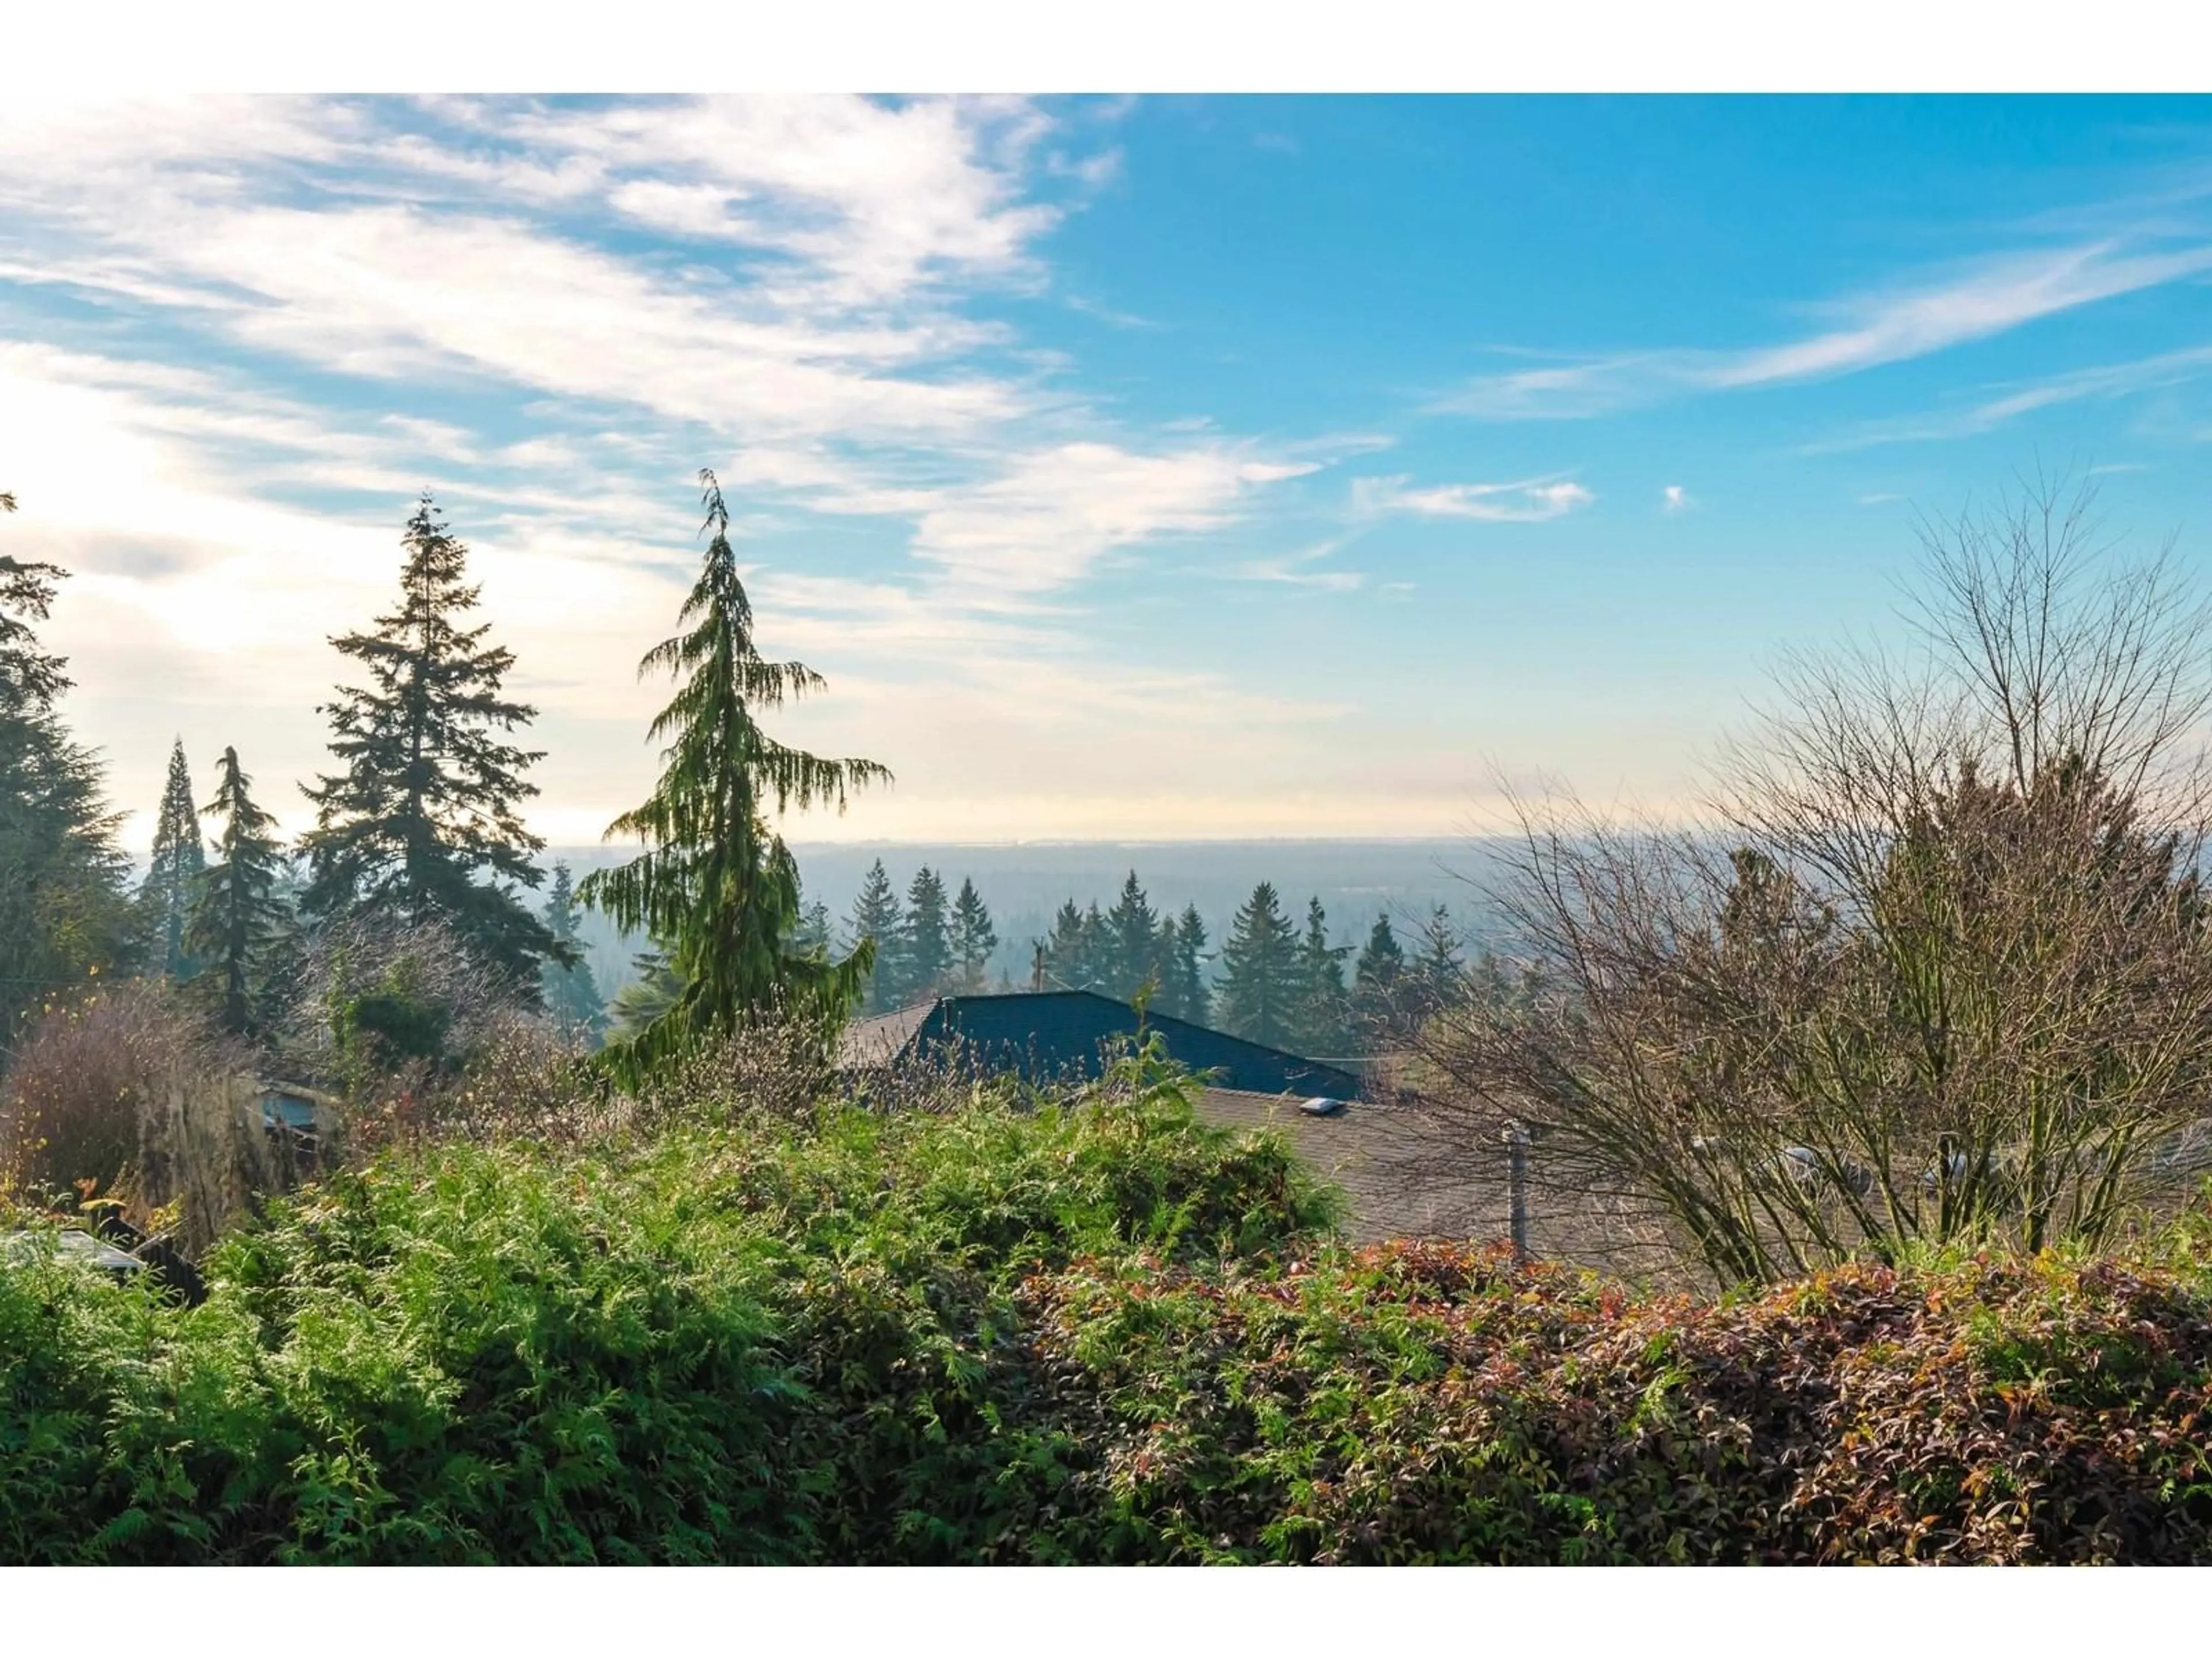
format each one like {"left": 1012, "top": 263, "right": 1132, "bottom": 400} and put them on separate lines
{"left": 260, "top": 1092, "right": 316, "bottom": 1131}
{"left": 843, "top": 990, "right": 1365, "bottom": 1100}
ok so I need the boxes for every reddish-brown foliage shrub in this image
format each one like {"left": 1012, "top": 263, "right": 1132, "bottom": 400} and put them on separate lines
{"left": 1018, "top": 1241, "right": 2212, "bottom": 1563}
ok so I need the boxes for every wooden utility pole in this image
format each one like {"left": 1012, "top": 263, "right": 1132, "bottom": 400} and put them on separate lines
{"left": 1505, "top": 1124, "right": 1530, "bottom": 1260}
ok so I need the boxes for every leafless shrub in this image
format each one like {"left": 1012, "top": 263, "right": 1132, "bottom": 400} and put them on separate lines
{"left": 631, "top": 1011, "right": 842, "bottom": 1130}
{"left": 857, "top": 1032, "right": 1086, "bottom": 1118}
{"left": 0, "top": 978, "right": 271, "bottom": 1251}
{"left": 625, "top": 999, "right": 1068, "bottom": 1128}
{"left": 335, "top": 1013, "right": 612, "bottom": 1160}
{"left": 267, "top": 910, "right": 536, "bottom": 1090}
{"left": 1419, "top": 476, "right": 2212, "bottom": 1286}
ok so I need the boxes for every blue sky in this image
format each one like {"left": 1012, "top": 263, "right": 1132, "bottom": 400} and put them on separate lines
{"left": 3, "top": 94, "right": 2211, "bottom": 848}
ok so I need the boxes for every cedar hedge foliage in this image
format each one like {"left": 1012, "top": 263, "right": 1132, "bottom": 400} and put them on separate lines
{"left": 6, "top": 1075, "right": 2212, "bottom": 1563}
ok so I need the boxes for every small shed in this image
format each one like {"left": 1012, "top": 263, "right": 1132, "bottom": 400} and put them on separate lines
{"left": 251, "top": 1079, "right": 341, "bottom": 1173}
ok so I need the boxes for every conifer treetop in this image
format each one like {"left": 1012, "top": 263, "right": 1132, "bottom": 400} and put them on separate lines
{"left": 143, "top": 737, "right": 208, "bottom": 979}
{"left": 300, "top": 494, "right": 563, "bottom": 986}
{"left": 1, "top": 531, "right": 71, "bottom": 714}
{"left": 581, "top": 470, "right": 890, "bottom": 1067}
{"left": 187, "top": 744, "right": 291, "bottom": 1036}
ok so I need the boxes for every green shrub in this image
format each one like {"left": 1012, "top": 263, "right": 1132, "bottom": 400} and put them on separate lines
{"left": 5, "top": 1058, "right": 2211, "bottom": 1564}
{"left": 0, "top": 1057, "right": 1335, "bottom": 1564}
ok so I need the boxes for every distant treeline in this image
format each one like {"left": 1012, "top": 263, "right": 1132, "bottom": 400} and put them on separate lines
{"left": 840, "top": 860, "right": 1491, "bottom": 1058}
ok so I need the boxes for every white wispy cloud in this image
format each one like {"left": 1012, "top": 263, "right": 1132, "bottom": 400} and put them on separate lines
{"left": 501, "top": 96, "right": 1066, "bottom": 304}
{"left": 1801, "top": 342, "right": 2212, "bottom": 453}
{"left": 1064, "top": 293, "right": 1163, "bottom": 330}
{"left": 0, "top": 95, "right": 1349, "bottom": 843}
{"left": 912, "top": 444, "right": 1317, "bottom": 594}
{"left": 1661, "top": 484, "right": 1691, "bottom": 512}
{"left": 1444, "top": 240, "right": 2212, "bottom": 420}
{"left": 1227, "top": 539, "right": 1365, "bottom": 592}
{"left": 1354, "top": 474, "right": 1594, "bottom": 523}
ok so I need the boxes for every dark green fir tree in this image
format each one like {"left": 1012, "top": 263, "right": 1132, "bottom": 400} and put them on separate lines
{"left": 1410, "top": 904, "right": 1464, "bottom": 1017}
{"left": 184, "top": 745, "right": 291, "bottom": 1036}
{"left": 539, "top": 861, "right": 607, "bottom": 1041}
{"left": 578, "top": 471, "right": 888, "bottom": 1076}
{"left": 1215, "top": 881, "right": 1301, "bottom": 1051}
{"left": 1291, "top": 895, "right": 1352, "bottom": 1056}
{"left": 848, "top": 858, "right": 906, "bottom": 1012}
{"left": 1351, "top": 912, "right": 1408, "bottom": 1043}
{"left": 300, "top": 495, "right": 569, "bottom": 991}
{"left": 1043, "top": 899, "right": 1091, "bottom": 990}
{"left": 903, "top": 866, "right": 952, "bottom": 996}
{"left": 1104, "top": 870, "right": 1161, "bottom": 1001}
{"left": 792, "top": 896, "right": 835, "bottom": 960}
{"left": 139, "top": 737, "right": 206, "bottom": 979}
{"left": 948, "top": 876, "right": 998, "bottom": 991}
{"left": 1163, "top": 904, "right": 1210, "bottom": 1025}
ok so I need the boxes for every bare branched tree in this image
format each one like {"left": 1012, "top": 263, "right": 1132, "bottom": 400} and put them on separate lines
{"left": 1418, "top": 476, "right": 2212, "bottom": 1285}
{"left": 269, "top": 910, "right": 540, "bottom": 1089}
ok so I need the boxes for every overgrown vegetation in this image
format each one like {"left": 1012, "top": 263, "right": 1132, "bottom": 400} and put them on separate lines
{"left": 14, "top": 460, "right": 2212, "bottom": 1565}
{"left": 1419, "top": 479, "right": 2212, "bottom": 1282}
{"left": 0, "top": 978, "right": 271, "bottom": 1253}
{"left": 5, "top": 1036, "right": 2210, "bottom": 1564}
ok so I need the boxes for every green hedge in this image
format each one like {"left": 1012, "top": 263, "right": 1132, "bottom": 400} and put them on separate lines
{"left": 6, "top": 1083, "right": 2211, "bottom": 1563}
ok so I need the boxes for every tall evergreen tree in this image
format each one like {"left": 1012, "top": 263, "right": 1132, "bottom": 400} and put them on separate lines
{"left": 184, "top": 745, "right": 290, "bottom": 1037}
{"left": 1351, "top": 912, "right": 1408, "bottom": 1043}
{"left": 139, "top": 737, "right": 206, "bottom": 979}
{"left": 538, "top": 861, "right": 607, "bottom": 1041}
{"left": 578, "top": 472, "right": 888, "bottom": 1074}
{"left": 1104, "top": 870, "right": 1161, "bottom": 999}
{"left": 948, "top": 877, "right": 998, "bottom": 991}
{"left": 1215, "top": 881, "right": 1302, "bottom": 1050}
{"left": 1, "top": 518, "right": 136, "bottom": 1044}
{"left": 1079, "top": 902, "right": 1109, "bottom": 990}
{"left": 300, "top": 495, "right": 567, "bottom": 990}
{"left": 903, "top": 866, "right": 952, "bottom": 997}
{"left": 1409, "top": 904, "right": 1464, "bottom": 1016}
{"left": 1291, "top": 896, "right": 1352, "bottom": 1056}
{"left": 847, "top": 858, "right": 906, "bottom": 1012}
{"left": 792, "top": 897, "right": 834, "bottom": 960}
{"left": 1043, "top": 897, "right": 1098, "bottom": 990}
{"left": 1157, "top": 903, "right": 1210, "bottom": 1025}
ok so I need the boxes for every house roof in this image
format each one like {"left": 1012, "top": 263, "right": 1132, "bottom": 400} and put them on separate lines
{"left": 1194, "top": 1089, "right": 1497, "bottom": 1243}
{"left": 836, "top": 990, "right": 1366, "bottom": 1100}
{"left": 1192, "top": 1088, "right": 1688, "bottom": 1276}
{"left": 1, "top": 1229, "right": 145, "bottom": 1274}
{"left": 255, "top": 1078, "right": 341, "bottom": 1109}
{"left": 839, "top": 1002, "right": 940, "bottom": 1069}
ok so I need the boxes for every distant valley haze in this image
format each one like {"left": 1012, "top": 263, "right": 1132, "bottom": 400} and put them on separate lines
{"left": 549, "top": 837, "right": 1517, "bottom": 998}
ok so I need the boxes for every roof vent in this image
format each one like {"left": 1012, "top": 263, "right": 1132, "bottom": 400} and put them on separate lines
{"left": 1298, "top": 1096, "right": 1348, "bottom": 1118}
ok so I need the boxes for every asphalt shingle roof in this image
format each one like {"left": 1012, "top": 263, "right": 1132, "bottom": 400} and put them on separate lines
{"left": 1195, "top": 1088, "right": 1501, "bottom": 1243}
{"left": 836, "top": 990, "right": 1365, "bottom": 1100}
